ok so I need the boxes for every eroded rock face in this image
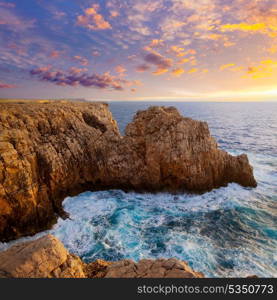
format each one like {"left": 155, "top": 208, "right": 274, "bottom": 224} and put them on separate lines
{"left": 0, "top": 235, "right": 203, "bottom": 278}
{"left": 0, "top": 102, "right": 257, "bottom": 241}
{"left": 86, "top": 258, "right": 204, "bottom": 278}
{"left": 0, "top": 235, "right": 85, "bottom": 278}
{"left": 102, "top": 106, "right": 257, "bottom": 192}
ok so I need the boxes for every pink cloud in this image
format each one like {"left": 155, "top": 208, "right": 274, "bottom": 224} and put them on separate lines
{"left": 0, "top": 81, "right": 16, "bottom": 88}
{"left": 77, "top": 4, "right": 112, "bottom": 31}
{"left": 49, "top": 50, "right": 61, "bottom": 59}
{"left": 73, "top": 55, "right": 89, "bottom": 66}
{"left": 0, "top": 7, "right": 35, "bottom": 31}
{"left": 92, "top": 50, "right": 100, "bottom": 56}
{"left": 114, "top": 65, "right": 126, "bottom": 74}
{"left": 0, "top": 2, "right": 15, "bottom": 8}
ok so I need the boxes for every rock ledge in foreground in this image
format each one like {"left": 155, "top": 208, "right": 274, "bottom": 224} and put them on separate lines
{"left": 0, "top": 235, "right": 203, "bottom": 278}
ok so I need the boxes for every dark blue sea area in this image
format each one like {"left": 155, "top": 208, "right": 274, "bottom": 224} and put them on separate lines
{"left": 1, "top": 102, "right": 276, "bottom": 277}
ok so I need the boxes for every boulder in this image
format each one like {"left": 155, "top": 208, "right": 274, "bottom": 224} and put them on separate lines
{"left": 0, "top": 235, "right": 85, "bottom": 278}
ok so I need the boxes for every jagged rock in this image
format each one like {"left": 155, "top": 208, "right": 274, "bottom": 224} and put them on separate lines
{"left": 100, "top": 258, "right": 204, "bottom": 278}
{"left": 0, "top": 234, "right": 203, "bottom": 278}
{"left": 0, "top": 235, "right": 85, "bottom": 278}
{"left": 0, "top": 102, "right": 257, "bottom": 241}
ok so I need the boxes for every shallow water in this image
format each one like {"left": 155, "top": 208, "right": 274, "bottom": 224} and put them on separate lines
{"left": 1, "top": 102, "right": 276, "bottom": 277}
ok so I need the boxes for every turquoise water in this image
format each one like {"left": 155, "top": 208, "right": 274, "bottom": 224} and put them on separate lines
{"left": 1, "top": 102, "right": 276, "bottom": 277}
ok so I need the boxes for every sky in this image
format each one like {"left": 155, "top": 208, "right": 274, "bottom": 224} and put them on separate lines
{"left": 0, "top": 0, "right": 276, "bottom": 101}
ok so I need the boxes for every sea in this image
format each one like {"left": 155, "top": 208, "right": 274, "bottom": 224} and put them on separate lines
{"left": 1, "top": 101, "right": 276, "bottom": 278}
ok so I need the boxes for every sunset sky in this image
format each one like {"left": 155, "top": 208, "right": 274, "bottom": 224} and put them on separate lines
{"left": 0, "top": 0, "right": 276, "bottom": 101}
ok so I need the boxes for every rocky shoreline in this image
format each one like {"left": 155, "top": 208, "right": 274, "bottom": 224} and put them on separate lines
{"left": 0, "top": 101, "right": 257, "bottom": 242}
{"left": 0, "top": 235, "right": 204, "bottom": 278}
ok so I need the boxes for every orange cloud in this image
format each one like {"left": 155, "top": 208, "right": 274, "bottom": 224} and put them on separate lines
{"left": 220, "top": 63, "right": 235, "bottom": 71}
{"left": 170, "top": 45, "right": 185, "bottom": 57}
{"left": 188, "top": 68, "right": 198, "bottom": 74}
{"left": 220, "top": 22, "right": 277, "bottom": 37}
{"left": 149, "top": 39, "right": 164, "bottom": 48}
{"left": 245, "top": 59, "right": 277, "bottom": 79}
{"left": 171, "top": 68, "right": 185, "bottom": 77}
{"left": 115, "top": 65, "right": 127, "bottom": 74}
{"left": 77, "top": 4, "right": 112, "bottom": 30}
{"left": 178, "top": 58, "right": 190, "bottom": 64}
{"left": 110, "top": 10, "right": 119, "bottom": 18}
{"left": 153, "top": 68, "right": 168, "bottom": 75}
{"left": 49, "top": 50, "right": 61, "bottom": 58}
{"left": 69, "top": 67, "right": 88, "bottom": 74}
{"left": 221, "top": 23, "right": 266, "bottom": 32}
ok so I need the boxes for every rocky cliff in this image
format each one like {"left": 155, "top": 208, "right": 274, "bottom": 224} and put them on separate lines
{"left": 0, "top": 102, "right": 257, "bottom": 241}
{"left": 0, "top": 235, "right": 204, "bottom": 278}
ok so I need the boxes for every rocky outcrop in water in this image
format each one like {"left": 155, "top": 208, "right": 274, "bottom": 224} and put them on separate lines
{"left": 0, "top": 102, "right": 257, "bottom": 241}
{"left": 0, "top": 235, "right": 203, "bottom": 278}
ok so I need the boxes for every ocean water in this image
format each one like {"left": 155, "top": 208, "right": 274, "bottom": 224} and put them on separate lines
{"left": 1, "top": 102, "right": 276, "bottom": 277}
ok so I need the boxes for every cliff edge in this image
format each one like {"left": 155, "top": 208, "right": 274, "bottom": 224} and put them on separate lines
{"left": 0, "top": 102, "right": 257, "bottom": 241}
{"left": 0, "top": 235, "right": 204, "bottom": 278}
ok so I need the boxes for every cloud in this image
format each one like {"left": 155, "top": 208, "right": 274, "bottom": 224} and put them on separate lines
{"left": 30, "top": 67, "right": 136, "bottom": 91}
{"left": 220, "top": 63, "right": 235, "bottom": 71}
{"left": 149, "top": 39, "right": 164, "bottom": 48}
{"left": 136, "top": 64, "right": 151, "bottom": 72}
{"left": 171, "top": 68, "right": 185, "bottom": 77}
{"left": 49, "top": 50, "right": 61, "bottom": 59}
{"left": 144, "top": 52, "right": 173, "bottom": 69}
{"left": 69, "top": 67, "right": 88, "bottom": 74}
{"left": 73, "top": 55, "right": 89, "bottom": 66}
{"left": 52, "top": 11, "right": 66, "bottom": 20}
{"left": 110, "top": 10, "right": 119, "bottom": 18}
{"left": 178, "top": 55, "right": 197, "bottom": 66}
{"left": 169, "top": 46, "right": 197, "bottom": 58}
{"left": 178, "top": 58, "right": 190, "bottom": 64}
{"left": 0, "top": 81, "right": 16, "bottom": 88}
{"left": 0, "top": 2, "right": 15, "bottom": 8}
{"left": 169, "top": 45, "right": 186, "bottom": 57}
{"left": 133, "top": 1, "right": 162, "bottom": 13}
{"left": 77, "top": 4, "right": 112, "bottom": 31}
{"left": 92, "top": 50, "right": 100, "bottom": 56}
{"left": 152, "top": 68, "right": 169, "bottom": 75}
{"left": 221, "top": 23, "right": 266, "bottom": 32}
{"left": 188, "top": 68, "right": 198, "bottom": 73}
{"left": 245, "top": 59, "right": 277, "bottom": 79}
{"left": 220, "top": 22, "right": 277, "bottom": 37}
{"left": 0, "top": 7, "right": 35, "bottom": 31}
{"left": 114, "top": 65, "right": 127, "bottom": 74}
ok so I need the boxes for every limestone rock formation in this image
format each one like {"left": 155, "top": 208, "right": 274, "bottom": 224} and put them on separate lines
{"left": 0, "top": 102, "right": 257, "bottom": 241}
{"left": 86, "top": 258, "right": 204, "bottom": 278}
{"left": 0, "top": 235, "right": 85, "bottom": 278}
{"left": 0, "top": 235, "right": 203, "bottom": 278}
